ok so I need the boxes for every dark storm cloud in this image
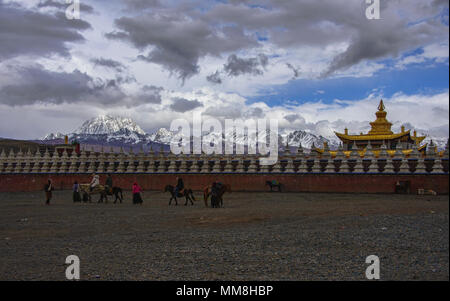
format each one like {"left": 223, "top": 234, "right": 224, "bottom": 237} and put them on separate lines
{"left": 169, "top": 97, "right": 203, "bottom": 112}
{"left": 321, "top": 8, "right": 446, "bottom": 77}
{"left": 0, "top": 1, "right": 91, "bottom": 61}
{"left": 122, "top": 0, "right": 162, "bottom": 10}
{"left": 206, "top": 71, "right": 222, "bottom": 84}
{"left": 205, "top": 0, "right": 448, "bottom": 77}
{"left": 91, "top": 58, "right": 126, "bottom": 72}
{"left": 223, "top": 54, "right": 268, "bottom": 77}
{"left": 244, "top": 107, "right": 265, "bottom": 118}
{"left": 284, "top": 114, "right": 300, "bottom": 123}
{"left": 258, "top": 53, "right": 269, "bottom": 68}
{"left": 0, "top": 65, "right": 125, "bottom": 106}
{"left": 431, "top": 0, "right": 449, "bottom": 8}
{"left": 106, "top": 12, "right": 258, "bottom": 82}
{"left": 0, "top": 64, "right": 165, "bottom": 108}
{"left": 0, "top": 66, "right": 96, "bottom": 105}
{"left": 104, "top": 0, "right": 447, "bottom": 81}
{"left": 137, "top": 85, "right": 164, "bottom": 105}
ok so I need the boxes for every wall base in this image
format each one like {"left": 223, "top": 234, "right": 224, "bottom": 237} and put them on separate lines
{"left": 0, "top": 173, "right": 448, "bottom": 194}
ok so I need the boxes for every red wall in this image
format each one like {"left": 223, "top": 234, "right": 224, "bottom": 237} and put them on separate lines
{"left": 0, "top": 173, "right": 448, "bottom": 194}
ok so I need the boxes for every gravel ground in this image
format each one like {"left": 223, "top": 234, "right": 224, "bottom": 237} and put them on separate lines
{"left": 0, "top": 190, "right": 448, "bottom": 281}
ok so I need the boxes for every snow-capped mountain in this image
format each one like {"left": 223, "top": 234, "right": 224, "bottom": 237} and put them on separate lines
{"left": 75, "top": 115, "right": 146, "bottom": 136}
{"left": 148, "top": 128, "right": 177, "bottom": 145}
{"left": 148, "top": 126, "right": 332, "bottom": 150}
{"left": 279, "top": 129, "right": 334, "bottom": 149}
{"left": 41, "top": 115, "right": 448, "bottom": 151}
{"left": 42, "top": 115, "right": 158, "bottom": 149}
{"left": 41, "top": 132, "right": 65, "bottom": 140}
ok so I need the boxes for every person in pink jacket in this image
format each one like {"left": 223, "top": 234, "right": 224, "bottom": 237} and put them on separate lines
{"left": 132, "top": 182, "right": 143, "bottom": 205}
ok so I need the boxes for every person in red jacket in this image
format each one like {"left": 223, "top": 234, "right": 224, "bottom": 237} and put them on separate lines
{"left": 132, "top": 182, "right": 143, "bottom": 205}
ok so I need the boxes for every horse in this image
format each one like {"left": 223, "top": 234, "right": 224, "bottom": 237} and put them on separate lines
{"left": 203, "top": 184, "right": 231, "bottom": 208}
{"left": 79, "top": 184, "right": 123, "bottom": 204}
{"left": 266, "top": 180, "right": 282, "bottom": 192}
{"left": 164, "top": 185, "right": 196, "bottom": 206}
{"left": 100, "top": 186, "right": 124, "bottom": 204}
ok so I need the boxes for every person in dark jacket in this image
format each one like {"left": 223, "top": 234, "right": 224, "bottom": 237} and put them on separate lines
{"left": 73, "top": 181, "right": 81, "bottom": 203}
{"left": 175, "top": 176, "right": 184, "bottom": 196}
{"left": 105, "top": 174, "right": 113, "bottom": 193}
{"left": 44, "top": 179, "right": 53, "bottom": 205}
{"left": 211, "top": 180, "right": 223, "bottom": 208}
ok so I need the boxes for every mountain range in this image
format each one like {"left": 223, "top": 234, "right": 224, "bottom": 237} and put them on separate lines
{"left": 39, "top": 115, "right": 448, "bottom": 152}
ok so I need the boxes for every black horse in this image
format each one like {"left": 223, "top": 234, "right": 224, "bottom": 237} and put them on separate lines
{"left": 164, "top": 185, "right": 196, "bottom": 206}
{"left": 103, "top": 187, "right": 124, "bottom": 203}
{"left": 204, "top": 184, "right": 230, "bottom": 208}
{"left": 265, "top": 180, "right": 282, "bottom": 192}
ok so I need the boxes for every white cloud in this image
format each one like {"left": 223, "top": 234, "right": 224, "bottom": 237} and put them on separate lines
{"left": 1, "top": 87, "right": 448, "bottom": 142}
{"left": 0, "top": 0, "right": 448, "bottom": 142}
{"left": 395, "top": 42, "right": 449, "bottom": 69}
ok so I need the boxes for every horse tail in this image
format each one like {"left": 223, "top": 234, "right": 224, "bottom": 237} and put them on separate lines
{"left": 119, "top": 188, "right": 123, "bottom": 200}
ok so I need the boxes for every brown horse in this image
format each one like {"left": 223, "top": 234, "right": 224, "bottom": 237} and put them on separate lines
{"left": 203, "top": 184, "right": 231, "bottom": 207}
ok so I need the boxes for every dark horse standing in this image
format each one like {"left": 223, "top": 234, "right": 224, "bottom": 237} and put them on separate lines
{"left": 101, "top": 187, "right": 124, "bottom": 203}
{"left": 164, "top": 185, "right": 196, "bottom": 206}
{"left": 203, "top": 184, "right": 231, "bottom": 208}
{"left": 266, "top": 180, "right": 282, "bottom": 192}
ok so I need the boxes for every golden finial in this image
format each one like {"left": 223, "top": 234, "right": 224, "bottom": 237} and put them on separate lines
{"left": 378, "top": 99, "right": 385, "bottom": 111}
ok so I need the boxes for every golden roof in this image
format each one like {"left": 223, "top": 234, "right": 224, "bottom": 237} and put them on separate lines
{"left": 335, "top": 99, "right": 426, "bottom": 142}
{"left": 314, "top": 143, "right": 428, "bottom": 158}
{"left": 335, "top": 130, "right": 411, "bottom": 141}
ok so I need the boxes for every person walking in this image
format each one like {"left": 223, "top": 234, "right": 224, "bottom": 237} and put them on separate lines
{"left": 44, "top": 179, "right": 53, "bottom": 205}
{"left": 132, "top": 182, "right": 143, "bottom": 205}
{"left": 73, "top": 181, "right": 81, "bottom": 203}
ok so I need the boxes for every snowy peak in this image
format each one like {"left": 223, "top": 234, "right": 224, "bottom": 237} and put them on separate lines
{"left": 40, "top": 115, "right": 448, "bottom": 151}
{"left": 279, "top": 129, "right": 332, "bottom": 149}
{"left": 75, "top": 115, "right": 146, "bottom": 136}
{"left": 41, "top": 132, "right": 65, "bottom": 140}
{"left": 149, "top": 128, "right": 178, "bottom": 144}
{"left": 148, "top": 126, "right": 332, "bottom": 150}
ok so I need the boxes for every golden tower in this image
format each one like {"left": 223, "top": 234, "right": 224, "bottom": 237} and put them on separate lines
{"left": 314, "top": 100, "right": 428, "bottom": 157}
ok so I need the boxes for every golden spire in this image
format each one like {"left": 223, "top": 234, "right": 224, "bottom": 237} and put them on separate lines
{"left": 368, "top": 99, "right": 393, "bottom": 135}
{"left": 378, "top": 99, "right": 385, "bottom": 111}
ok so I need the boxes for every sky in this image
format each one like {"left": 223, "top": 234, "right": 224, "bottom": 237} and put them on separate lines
{"left": 0, "top": 0, "right": 448, "bottom": 140}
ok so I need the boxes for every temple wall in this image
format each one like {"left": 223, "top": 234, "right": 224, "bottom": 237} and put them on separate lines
{"left": 0, "top": 145, "right": 448, "bottom": 194}
{"left": 0, "top": 173, "right": 448, "bottom": 194}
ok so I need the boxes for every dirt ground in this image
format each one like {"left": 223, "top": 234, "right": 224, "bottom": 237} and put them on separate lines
{"left": 0, "top": 190, "right": 448, "bottom": 281}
